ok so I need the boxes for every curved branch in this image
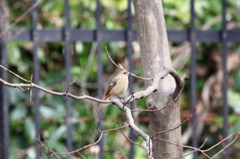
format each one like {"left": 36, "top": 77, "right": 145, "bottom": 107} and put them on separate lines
{"left": 122, "top": 67, "right": 188, "bottom": 112}
{"left": 113, "top": 100, "right": 153, "bottom": 159}
{"left": 151, "top": 107, "right": 196, "bottom": 137}
{"left": 104, "top": 47, "right": 153, "bottom": 81}
{"left": 0, "top": 65, "right": 187, "bottom": 115}
{"left": 0, "top": 77, "right": 113, "bottom": 104}
{"left": 37, "top": 132, "right": 103, "bottom": 155}
{"left": 211, "top": 132, "right": 239, "bottom": 159}
{"left": 176, "top": 138, "right": 208, "bottom": 159}
{"left": 153, "top": 132, "right": 237, "bottom": 159}
{"left": 94, "top": 107, "right": 129, "bottom": 133}
{"left": 0, "top": 64, "right": 186, "bottom": 159}
{"left": 0, "top": 65, "right": 186, "bottom": 111}
{"left": 0, "top": 64, "right": 30, "bottom": 83}
{"left": 117, "top": 122, "right": 148, "bottom": 152}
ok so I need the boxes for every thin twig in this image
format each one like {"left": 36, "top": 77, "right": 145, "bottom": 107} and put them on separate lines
{"left": 63, "top": 147, "right": 73, "bottom": 159}
{"left": 0, "top": 64, "right": 31, "bottom": 83}
{"left": 0, "top": 64, "right": 185, "bottom": 109}
{"left": 0, "top": 77, "right": 112, "bottom": 104}
{"left": 202, "top": 132, "right": 236, "bottom": 152}
{"left": 65, "top": 60, "right": 83, "bottom": 94}
{"left": 52, "top": 152, "right": 62, "bottom": 159}
{"left": 17, "top": 149, "right": 31, "bottom": 159}
{"left": 132, "top": 86, "right": 183, "bottom": 112}
{"left": 10, "top": 28, "right": 25, "bottom": 41}
{"left": 30, "top": 74, "right": 33, "bottom": 102}
{"left": 211, "top": 133, "right": 239, "bottom": 159}
{"left": 0, "top": 0, "right": 41, "bottom": 38}
{"left": 153, "top": 132, "right": 237, "bottom": 159}
{"left": 117, "top": 122, "right": 148, "bottom": 152}
{"left": 95, "top": 107, "right": 129, "bottom": 133}
{"left": 105, "top": 47, "right": 152, "bottom": 81}
{"left": 40, "top": 148, "right": 48, "bottom": 159}
{"left": 1, "top": 64, "right": 184, "bottom": 159}
{"left": 151, "top": 107, "right": 196, "bottom": 137}
{"left": 123, "top": 92, "right": 134, "bottom": 110}
{"left": 37, "top": 132, "right": 103, "bottom": 155}
{"left": 153, "top": 137, "right": 210, "bottom": 158}
{"left": 113, "top": 99, "right": 153, "bottom": 158}
{"left": 76, "top": 151, "right": 87, "bottom": 159}
{"left": 175, "top": 138, "right": 208, "bottom": 159}
{"left": 116, "top": 145, "right": 128, "bottom": 159}
{"left": 39, "top": 130, "right": 52, "bottom": 158}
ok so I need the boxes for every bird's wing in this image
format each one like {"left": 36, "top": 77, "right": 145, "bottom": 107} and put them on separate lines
{"left": 104, "top": 77, "right": 119, "bottom": 97}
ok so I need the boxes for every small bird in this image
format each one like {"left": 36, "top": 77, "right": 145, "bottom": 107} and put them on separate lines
{"left": 98, "top": 69, "right": 129, "bottom": 108}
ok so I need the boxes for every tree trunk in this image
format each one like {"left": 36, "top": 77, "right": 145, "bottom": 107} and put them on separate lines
{"left": 133, "top": 0, "right": 182, "bottom": 158}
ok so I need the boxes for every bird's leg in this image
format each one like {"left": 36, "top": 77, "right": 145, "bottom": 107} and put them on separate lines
{"left": 114, "top": 95, "right": 127, "bottom": 106}
{"left": 114, "top": 95, "right": 124, "bottom": 100}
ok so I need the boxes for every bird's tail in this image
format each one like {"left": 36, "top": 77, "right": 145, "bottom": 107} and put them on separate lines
{"left": 97, "top": 95, "right": 109, "bottom": 108}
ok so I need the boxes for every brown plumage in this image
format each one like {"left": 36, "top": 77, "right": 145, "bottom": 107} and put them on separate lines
{"left": 98, "top": 70, "right": 129, "bottom": 108}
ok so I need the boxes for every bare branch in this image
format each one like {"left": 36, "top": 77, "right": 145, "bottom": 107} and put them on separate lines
{"left": 113, "top": 100, "right": 153, "bottom": 159}
{"left": 0, "top": 0, "right": 41, "bottom": 38}
{"left": 117, "top": 122, "right": 148, "bottom": 153}
{"left": 153, "top": 132, "right": 238, "bottom": 159}
{"left": 123, "top": 92, "right": 134, "bottom": 110}
{"left": 0, "top": 77, "right": 113, "bottom": 103}
{"left": 94, "top": 107, "right": 129, "bottom": 133}
{"left": 51, "top": 151, "right": 62, "bottom": 159}
{"left": 176, "top": 138, "right": 208, "bottom": 159}
{"left": 211, "top": 133, "right": 239, "bottom": 159}
{"left": 116, "top": 145, "right": 128, "bottom": 159}
{"left": 104, "top": 47, "right": 152, "bottom": 81}
{"left": 39, "top": 130, "right": 55, "bottom": 158}
{"left": 63, "top": 147, "right": 74, "bottom": 159}
{"left": 30, "top": 74, "right": 33, "bottom": 102}
{"left": 153, "top": 138, "right": 210, "bottom": 158}
{"left": 202, "top": 132, "right": 236, "bottom": 152}
{"left": 37, "top": 132, "right": 103, "bottom": 155}
{"left": 130, "top": 68, "right": 188, "bottom": 112}
{"left": 40, "top": 149, "right": 48, "bottom": 159}
{"left": 76, "top": 151, "right": 87, "bottom": 159}
{"left": 0, "top": 64, "right": 186, "bottom": 112}
{"left": 65, "top": 60, "right": 83, "bottom": 94}
{"left": 172, "top": 74, "right": 189, "bottom": 99}
{"left": 151, "top": 107, "right": 196, "bottom": 137}
{"left": 104, "top": 47, "right": 124, "bottom": 70}
{"left": 0, "top": 62, "right": 185, "bottom": 159}
{"left": 37, "top": 108, "right": 130, "bottom": 158}
{"left": 0, "top": 64, "right": 31, "bottom": 83}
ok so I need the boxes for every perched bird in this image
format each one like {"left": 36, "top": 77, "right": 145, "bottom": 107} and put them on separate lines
{"left": 98, "top": 69, "right": 129, "bottom": 108}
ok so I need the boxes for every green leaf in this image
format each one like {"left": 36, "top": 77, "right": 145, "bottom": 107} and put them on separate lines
{"left": 8, "top": 87, "right": 27, "bottom": 104}
{"left": 228, "top": 89, "right": 240, "bottom": 113}
{"left": 49, "top": 125, "right": 66, "bottom": 145}
{"left": 10, "top": 107, "right": 27, "bottom": 120}
{"left": 40, "top": 106, "right": 59, "bottom": 118}
{"left": 38, "top": 47, "right": 46, "bottom": 63}
{"left": 24, "top": 119, "right": 35, "bottom": 143}
{"left": 8, "top": 44, "right": 21, "bottom": 66}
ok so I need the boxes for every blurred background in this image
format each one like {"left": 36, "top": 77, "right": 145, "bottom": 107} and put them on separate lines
{"left": 1, "top": 0, "right": 240, "bottom": 158}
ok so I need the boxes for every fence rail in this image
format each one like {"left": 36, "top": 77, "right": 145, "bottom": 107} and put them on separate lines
{"left": 7, "top": 29, "right": 240, "bottom": 42}
{"left": 0, "top": 0, "right": 239, "bottom": 159}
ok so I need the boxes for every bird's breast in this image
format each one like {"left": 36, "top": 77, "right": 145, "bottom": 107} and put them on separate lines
{"left": 109, "top": 77, "right": 128, "bottom": 95}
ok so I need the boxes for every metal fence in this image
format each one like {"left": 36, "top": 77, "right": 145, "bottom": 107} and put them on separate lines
{"left": 0, "top": 0, "right": 239, "bottom": 159}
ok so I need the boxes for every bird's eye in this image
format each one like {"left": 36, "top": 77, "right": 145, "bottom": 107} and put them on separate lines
{"left": 124, "top": 72, "right": 126, "bottom": 74}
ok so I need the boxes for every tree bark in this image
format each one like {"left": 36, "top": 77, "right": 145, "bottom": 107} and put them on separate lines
{"left": 133, "top": 0, "right": 182, "bottom": 158}
{"left": 0, "top": 1, "right": 9, "bottom": 159}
